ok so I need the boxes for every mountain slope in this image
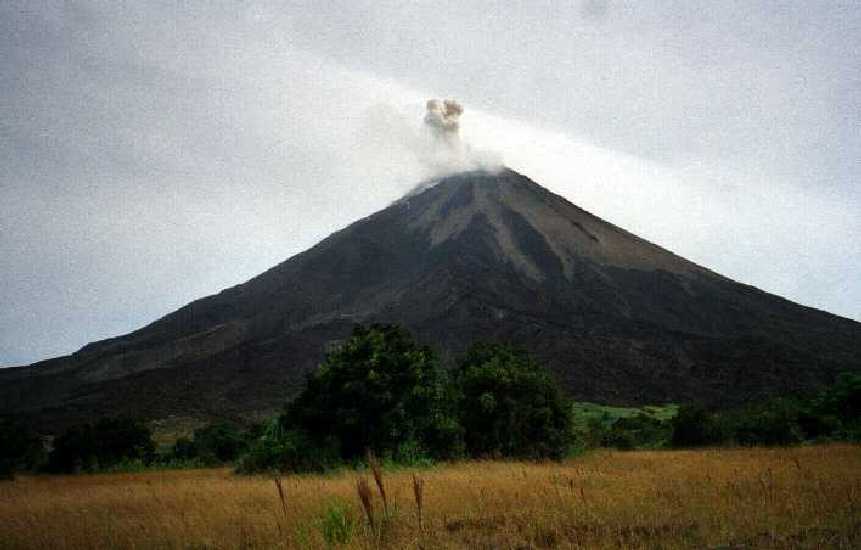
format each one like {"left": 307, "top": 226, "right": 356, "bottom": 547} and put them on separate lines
{"left": 2, "top": 169, "right": 859, "bottom": 430}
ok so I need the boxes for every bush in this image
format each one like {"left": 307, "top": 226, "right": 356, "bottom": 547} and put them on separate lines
{"left": 455, "top": 343, "right": 572, "bottom": 459}
{"left": 671, "top": 405, "right": 727, "bottom": 447}
{"left": 670, "top": 374, "right": 861, "bottom": 448}
{"left": 238, "top": 430, "right": 339, "bottom": 474}
{"left": 170, "top": 422, "right": 261, "bottom": 465}
{"left": 317, "top": 499, "right": 357, "bottom": 546}
{"left": 0, "top": 416, "right": 45, "bottom": 479}
{"left": 192, "top": 422, "right": 247, "bottom": 463}
{"left": 47, "top": 417, "right": 155, "bottom": 473}
{"left": 574, "top": 415, "right": 610, "bottom": 449}
{"left": 236, "top": 419, "right": 339, "bottom": 474}
{"left": 0, "top": 460, "right": 13, "bottom": 481}
{"left": 813, "top": 372, "right": 861, "bottom": 440}
{"left": 601, "top": 423, "right": 637, "bottom": 450}
{"left": 728, "top": 398, "right": 804, "bottom": 446}
{"left": 603, "top": 414, "right": 670, "bottom": 450}
{"left": 172, "top": 437, "right": 197, "bottom": 460}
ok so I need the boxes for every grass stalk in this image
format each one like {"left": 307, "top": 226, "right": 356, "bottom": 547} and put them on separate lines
{"left": 412, "top": 473, "right": 424, "bottom": 531}
{"left": 356, "top": 477, "right": 375, "bottom": 533}
{"left": 366, "top": 450, "right": 388, "bottom": 517}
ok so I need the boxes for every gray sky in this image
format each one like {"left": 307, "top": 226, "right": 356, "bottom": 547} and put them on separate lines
{"left": 1, "top": 1, "right": 859, "bottom": 367}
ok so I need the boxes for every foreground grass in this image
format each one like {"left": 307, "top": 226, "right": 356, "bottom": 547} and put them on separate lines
{"left": 1, "top": 445, "right": 859, "bottom": 549}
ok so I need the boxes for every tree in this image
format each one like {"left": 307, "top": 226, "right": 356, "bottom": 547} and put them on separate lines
{"left": 815, "top": 372, "right": 861, "bottom": 439}
{"left": 0, "top": 416, "right": 45, "bottom": 480}
{"left": 171, "top": 422, "right": 257, "bottom": 464}
{"left": 236, "top": 419, "right": 338, "bottom": 474}
{"left": 670, "top": 405, "right": 726, "bottom": 447}
{"left": 729, "top": 398, "right": 804, "bottom": 446}
{"left": 817, "top": 372, "right": 861, "bottom": 424}
{"left": 47, "top": 424, "right": 97, "bottom": 473}
{"left": 192, "top": 422, "right": 247, "bottom": 463}
{"left": 455, "top": 343, "right": 572, "bottom": 459}
{"left": 283, "top": 324, "right": 463, "bottom": 462}
{"left": 47, "top": 417, "right": 155, "bottom": 473}
{"left": 172, "top": 437, "right": 197, "bottom": 460}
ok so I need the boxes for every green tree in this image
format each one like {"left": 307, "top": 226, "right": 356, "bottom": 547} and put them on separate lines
{"left": 815, "top": 372, "right": 861, "bottom": 439}
{"left": 192, "top": 422, "right": 247, "bottom": 463}
{"left": 729, "top": 398, "right": 805, "bottom": 446}
{"left": 236, "top": 419, "right": 338, "bottom": 474}
{"left": 0, "top": 416, "right": 45, "bottom": 480}
{"left": 47, "top": 417, "right": 155, "bottom": 473}
{"left": 283, "top": 324, "right": 462, "bottom": 462}
{"left": 455, "top": 343, "right": 572, "bottom": 459}
{"left": 671, "top": 405, "right": 726, "bottom": 447}
{"left": 172, "top": 422, "right": 259, "bottom": 464}
{"left": 172, "top": 437, "right": 197, "bottom": 460}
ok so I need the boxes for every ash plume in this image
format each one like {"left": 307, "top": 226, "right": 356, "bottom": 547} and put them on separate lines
{"left": 424, "top": 99, "right": 463, "bottom": 142}
{"left": 354, "top": 98, "right": 501, "bottom": 198}
{"left": 414, "top": 98, "right": 500, "bottom": 185}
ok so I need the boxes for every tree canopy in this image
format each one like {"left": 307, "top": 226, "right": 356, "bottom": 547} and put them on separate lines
{"left": 455, "top": 343, "right": 572, "bottom": 459}
{"left": 0, "top": 416, "right": 45, "bottom": 480}
{"left": 283, "top": 324, "right": 462, "bottom": 461}
{"left": 47, "top": 417, "right": 155, "bottom": 473}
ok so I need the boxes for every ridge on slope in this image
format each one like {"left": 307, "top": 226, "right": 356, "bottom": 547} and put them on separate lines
{"left": 2, "top": 169, "right": 859, "bottom": 431}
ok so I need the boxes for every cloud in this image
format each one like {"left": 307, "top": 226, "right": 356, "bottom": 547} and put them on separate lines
{"left": 580, "top": 0, "right": 610, "bottom": 20}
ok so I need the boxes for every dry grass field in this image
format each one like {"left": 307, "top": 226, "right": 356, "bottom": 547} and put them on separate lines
{"left": 1, "top": 445, "right": 859, "bottom": 549}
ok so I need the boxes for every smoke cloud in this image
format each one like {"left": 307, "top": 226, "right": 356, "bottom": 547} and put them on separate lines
{"left": 424, "top": 99, "right": 463, "bottom": 141}
{"left": 410, "top": 98, "right": 500, "bottom": 184}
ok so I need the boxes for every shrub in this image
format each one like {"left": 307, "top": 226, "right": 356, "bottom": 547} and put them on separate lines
{"left": 728, "top": 398, "right": 804, "bottom": 446}
{"left": 670, "top": 374, "right": 861, "bottom": 448}
{"left": 172, "top": 437, "right": 197, "bottom": 460}
{"left": 576, "top": 415, "right": 610, "bottom": 449}
{"left": 191, "top": 422, "right": 247, "bottom": 463}
{"left": 92, "top": 417, "right": 155, "bottom": 466}
{"left": 171, "top": 422, "right": 261, "bottom": 465}
{"left": 236, "top": 420, "right": 338, "bottom": 474}
{"left": 671, "top": 405, "right": 727, "bottom": 447}
{"left": 0, "top": 416, "right": 45, "bottom": 479}
{"left": 601, "top": 423, "right": 637, "bottom": 450}
{"left": 455, "top": 343, "right": 572, "bottom": 459}
{"left": 392, "top": 438, "right": 434, "bottom": 467}
{"left": 47, "top": 417, "right": 155, "bottom": 473}
{"left": 0, "top": 460, "right": 13, "bottom": 481}
{"left": 602, "top": 414, "right": 670, "bottom": 449}
{"left": 318, "top": 499, "right": 357, "bottom": 546}
{"left": 813, "top": 372, "right": 861, "bottom": 440}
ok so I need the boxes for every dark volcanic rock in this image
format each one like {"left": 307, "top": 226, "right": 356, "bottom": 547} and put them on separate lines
{"left": 2, "top": 169, "right": 859, "bottom": 431}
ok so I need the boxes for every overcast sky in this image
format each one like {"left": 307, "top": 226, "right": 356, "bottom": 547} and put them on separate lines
{"left": 1, "top": 1, "right": 859, "bottom": 367}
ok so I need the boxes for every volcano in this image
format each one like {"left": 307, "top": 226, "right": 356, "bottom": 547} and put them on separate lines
{"left": 3, "top": 168, "right": 860, "bottom": 430}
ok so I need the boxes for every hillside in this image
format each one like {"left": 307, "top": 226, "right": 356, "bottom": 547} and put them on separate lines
{"left": 2, "top": 168, "right": 859, "bottom": 430}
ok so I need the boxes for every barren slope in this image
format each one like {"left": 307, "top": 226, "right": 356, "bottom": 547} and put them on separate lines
{"left": 2, "top": 169, "right": 859, "bottom": 430}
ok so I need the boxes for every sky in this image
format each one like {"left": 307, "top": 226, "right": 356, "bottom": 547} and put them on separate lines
{"left": 1, "top": 1, "right": 859, "bottom": 367}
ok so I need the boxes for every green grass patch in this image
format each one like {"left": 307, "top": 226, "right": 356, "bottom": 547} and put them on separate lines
{"left": 571, "top": 402, "right": 678, "bottom": 428}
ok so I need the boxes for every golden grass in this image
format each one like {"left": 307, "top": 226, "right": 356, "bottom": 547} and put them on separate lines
{"left": 1, "top": 445, "right": 859, "bottom": 549}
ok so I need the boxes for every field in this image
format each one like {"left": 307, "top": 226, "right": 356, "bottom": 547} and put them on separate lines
{"left": 1, "top": 445, "right": 859, "bottom": 549}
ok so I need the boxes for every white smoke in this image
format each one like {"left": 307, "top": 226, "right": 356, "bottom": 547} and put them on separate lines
{"left": 415, "top": 98, "right": 501, "bottom": 180}
{"left": 350, "top": 97, "right": 501, "bottom": 197}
